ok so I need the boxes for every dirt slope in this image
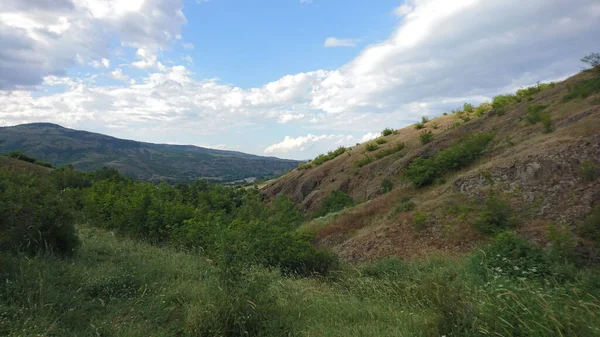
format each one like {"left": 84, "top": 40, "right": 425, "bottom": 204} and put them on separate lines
{"left": 263, "top": 70, "right": 600, "bottom": 262}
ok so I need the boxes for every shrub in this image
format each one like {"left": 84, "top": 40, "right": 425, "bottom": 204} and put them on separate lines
{"left": 582, "top": 161, "right": 598, "bottom": 182}
{"left": 419, "top": 130, "right": 434, "bottom": 144}
{"left": 581, "top": 52, "right": 600, "bottom": 71}
{"left": 365, "top": 142, "right": 378, "bottom": 152}
{"left": 458, "top": 114, "right": 471, "bottom": 123}
{"left": 421, "top": 116, "right": 430, "bottom": 124}
{"left": 540, "top": 113, "right": 554, "bottom": 133}
{"left": 579, "top": 205, "right": 600, "bottom": 247}
{"left": 412, "top": 211, "right": 427, "bottom": 230}
{"left": 474, "top": 103, "right": 492, "bottom": 117}
{"left": 473, "top": 191, "right": 516, "bottom": 234}
{"left": 314, "top": 190, "right": 355, "bottom": 218}
{"left": 35, "top": 161, "right": 53, "bottom": 168}
{"left": 381, "top": 127, "right": 396, "bottom": 136}
{"left": 362, "top": 257, "right": 407, "bottom": 279}
{"left": 414, "top": 122, "right": 426, "bottom": 130}
{"left": 297, "top": 162, "right": 312, "bottom": 170}
{"left": 354, "top": 155, "right": 372, "bottom": 168}
{"left": 524, "top": 104, "right": 548, "bottom": 124}
{"left": 396, "top": 198, "right": 415, "bottom": 212}
{"left": 0, "top": 168, "right": 79, "bottom": 256}
{"left": 463, "top": 103, "right": 474, "bottom": 113}
{"left": 470, "top": 232, "right": 552, "bottom": 280}
{"left": 546, "top": 224, "right": 576, "bottom": 262}
{"left": 380, "top": 179, "right": 393, "bottom": 193}
{"left": 312, "top": 146, "right": 347, "bottom": 166}
{"left": 492, "top": 94, "right": 517, "bottom": 113}
{"left": 516, "top": 82, "right": 556, "bottom": 101}
{"left": 406, "top": 133, "right": 494, "bottom": 187}
{"left": 431, "top": 122, "right": 438, "bottom": 129}
{"left": 375, "top": 142, "right": 405, "bottom": 159}
{"left": 7, "top": 151, "right": 37, "bottom": 163}
{"left": 375, "top": 138, "right": 387, "bottom": 145}
{"left": 563, "top": 74, "right": 600, "bottom": 101}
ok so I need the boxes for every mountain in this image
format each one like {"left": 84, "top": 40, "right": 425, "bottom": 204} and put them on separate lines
{"left": 263, "top": 68, "right": 600, "bottom": 262}
{"left": 0, "top": 123, "right": 299, "bottom": 182}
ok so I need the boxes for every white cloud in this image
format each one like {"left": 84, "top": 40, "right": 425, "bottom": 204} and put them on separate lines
{"left": 110, "top": 68, "right": 129, "bottom": 81}
{"left": 300, "top": 0, "right": 313, "bottom": 4}
{"left": 264, "top": 134, "right": 354, "bottom": 154}
{"left": 324, "top": 37, "right": 359, "bottom": 48}
{"left": 278, "top": 113, "right": 305, "bottom": 124}
{"left": 182, "top": 43, "right": 194, "bottom": 50}
{"left": 360, "top": 132, "right": 379, "bottom": 142}
{"left": 0, "top": 0, "right": 186, "bottom": 89}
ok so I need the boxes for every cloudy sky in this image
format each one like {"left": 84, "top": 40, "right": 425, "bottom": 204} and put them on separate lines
{"left": 1, "top": 0, "right": 599, "bottom": 159}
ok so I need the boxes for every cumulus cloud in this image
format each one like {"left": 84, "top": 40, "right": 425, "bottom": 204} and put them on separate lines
{"left": 264, "top": 134, "right": 354, "bottom": 154}
{"left": 360, "top": 132, "right": 379, "bottom": 142}
{"left": 324, "top": 37, "right": 359, "bottom": 48}
{"left": 0, "top": 0, "right": 186, "bottom": 89}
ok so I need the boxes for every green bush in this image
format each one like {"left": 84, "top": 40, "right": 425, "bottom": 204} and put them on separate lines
{"left": 405, "top": 133, "right": 494, "bottom": 187}
{"left": 516, "top": 82, "right": 556, "bottom": 101}
{"left": 579, "top": 205, "right": 600, "bottom": 247}
{"left": 375, "top": 138, "right": 387, "bottom": 145}
{"left": 380, "top": 179, "right": 393, "bottom": 193}
{"left": 431, "top": 122, "right": 438, "bottom": 129}
{"left": 524, "top": 104, "right": 548, "bottom": 124}
{"left": 458, "top": 114, "right": 471, "bottom": 123}
{"left": 362, "top": 257, "right": 407, "bottom": 279}
{"left": 311, "top": 146, "right": 347, "bottom": 166}
{"left": 354, "top": 155, "right": 372, "bottom": 168}
{"left": 492, "top": 94, "right": 517, "bottom": 113}
{"left": 7, "top": 151, "right": 36, "bottom": 163}
{"left": 474, "top": 103, "right": 492, "bottom": 117}
{"left": 381, "top": 127, "right": 396, "bottom": 136}
{"left": 0, "top": 169, "right": 79, "bottom": 256}
{"left": 365, "top": 142, "right": 378, "bottom": 152}
{"left": 540, "top": 113, "right": 554, "bottom": 133}
{"left": 421, "top": 116, "right": 430, "bottom": 124}
{"left": 581, "top": 161, "right": 598, "bottom": 182}
{"left": 297, "top": 162, "right": 312, "bottom": 170}
{"left": 375, "top": 142, "right": 405, "bottom": 159}
{"left": 563, "top": 74, "right": 600, "bottom": 101}
{"left": 419, "top": 130, "right": 434, "bottom": 144}
{"left": 469, "top": 232, "right": 552, "bottom": 280}
{"left": 463, "top": 103, "right": 474, "bottom": 113}
{"left": 314, "top": 190, "right": 355, "bottom": 218}
{"left": 414, "top": 122, "right": 426, "bottom": 130}
{"left": 473, "top": 191, "right": 516, "bottom": 234}
{"left": 412, "top": 211, "right": 427, "bottom": 230}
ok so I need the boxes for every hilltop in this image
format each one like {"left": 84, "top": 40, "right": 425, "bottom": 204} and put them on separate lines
{"left": 263, "top": 68, "right": 600, "bottom": 262}
{"left": 0, "top": 123, "right": 299, "bottom": 182}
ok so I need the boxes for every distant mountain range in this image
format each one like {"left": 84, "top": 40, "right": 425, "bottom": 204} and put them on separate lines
{"left": 0, "top": 123, "right": 299, "bottom": 182}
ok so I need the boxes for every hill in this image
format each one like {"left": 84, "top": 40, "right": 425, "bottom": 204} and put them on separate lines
{"left": 0, "top": 123, "right": 299, "bottom": 182}
{"left": 263, "top": 68, "right": 600, "bottom": 262}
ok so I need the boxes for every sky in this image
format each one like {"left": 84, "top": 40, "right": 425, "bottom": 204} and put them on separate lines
{"left": 1, "top": 0, "right": 599, "bottom": 160}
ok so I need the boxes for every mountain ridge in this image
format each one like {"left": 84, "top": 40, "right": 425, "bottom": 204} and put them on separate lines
{"left": 0, "top": 123, "right": 299, "bottom": 182}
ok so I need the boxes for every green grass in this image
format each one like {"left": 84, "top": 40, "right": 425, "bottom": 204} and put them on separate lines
{"left": 2, "top": 226, "right": 600, "bottom": 337}
{"left": 563, "top": 74, "right": 600, "bottom": 102}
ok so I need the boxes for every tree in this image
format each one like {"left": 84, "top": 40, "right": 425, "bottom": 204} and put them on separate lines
{"left": 581, "top": 52, "right": 600, "bottom": 71}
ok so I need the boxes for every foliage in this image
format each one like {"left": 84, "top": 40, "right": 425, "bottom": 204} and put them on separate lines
{"left": 541, "top": 113, "right": 554, "bottom": 133}
{"left": 463, "top": 103, "right": 474, "bottom": 113}
{"left": 492, "top": 93, "right": 517, "bottom": 113}
{"left": 546, "top": 224, "right": 577, "bottom": 262}
{"left": 354, "top": 155, "right": 372, "bottom": 168}
{"left": 563, "top": 74, "right": 600, "bottom": 101}
{"left": 474, "top": 103, "right": 492, "bottom": 117}
{"left": 579, "top": 205, "right": 600, "bottom": 247}
{"left": 6, "top": 151, "right": 53, "bottom": 168}
{"left": 581, "top": 160, "right": 598, "bottom": 182}
{"left": 473, "top": 191, "right": 516, "bottom": 234}
{"left": 314, "top": 190, "right": 355, "bottom": 218}
{"left": 411, "top": 211, "right": 427, "bottom": 230}
{"left": 380, "top": 179, "right": 393, "bottom": 193}
{"left": 405, "top": 132, "right": 495, "bottom": 187}
{"left": 581, "top": 52, "right": 600, "bottom": 70}
{"left": 421, "top": 116, "right": 430, "bottom": 124}
{"left": 312, "top": 146, "right": 347, "bottom": 166}
{"left": 297, "top": 162, "right": 312, "bottom": 170}
{"left": 516, "top": 82, "right": 556, "bottom": 101}
{"left": 365, "top": 142, "right": 378, "bottom": 152}
{"left": 419, "top": 130, "right": 434, "bottom": 144}
{"left": 524, "top": 104, "right": 548, "bottom": 124}
{"left": 0, "top": 168, "right": 79, "bottom": 256}
{"left": 414, "top": 122, "right": 426, "bottom": 130}
{"left": 375, "top": 142, "right": 405, "bottom": 159}
{"left": 381, "top": 127, "right": 396, "bottom": 136}
{"left": 375, "top": 138, "right": 387, "bottom": 145}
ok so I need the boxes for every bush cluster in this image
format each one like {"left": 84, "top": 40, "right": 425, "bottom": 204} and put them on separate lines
{"left": 311, "top": 146, "right": 347, "bottom": 166}
{"left": 314, "top": 190, "right": 355, "bottom": 218}
{"left": 381, "top": 127, "right": 397, "bottom": 136}
{"left": 365, "top": 142, "right": 379, "bottom": 152}
{"left": 405, "top": 132, "right": 494, "bottom": 187}
{"left": 419, "top": 130, "right": 434, "bottom": 144}
{"left": 7, "top": 151, "right": 53, "bottom": 168}
{"left": 473, "top": 191, "right": 516, "bottom": 234}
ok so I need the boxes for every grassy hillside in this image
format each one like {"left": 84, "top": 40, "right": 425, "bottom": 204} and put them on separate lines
{"left": 3, "top": 226, "right": 600, "bottom": 337}
{"left": 0, "top": 123, "right": 299, "bottom": 182}
{"left": 263, "top": 68, "right": 600, "bottom": 262}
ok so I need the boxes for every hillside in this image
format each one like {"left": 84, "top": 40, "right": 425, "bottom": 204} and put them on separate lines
{"left": 0, "top": 123, "right": 299, "bottom": 182}
{"left": 264, "top": 69, "right": 600, "bottom": 262}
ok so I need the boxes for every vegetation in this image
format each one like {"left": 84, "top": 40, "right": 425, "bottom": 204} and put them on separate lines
{"left": 516, "top": 82, "right": 556, "bottom": 101}
{"left": 414, "top": 121, "right": 426, "bottom": 130}
{"left": 381, "top": 127, "right": 396, "bottom": 136}
{"left": 419, "top": 130, "right": 434, "bottom": 144}
{"left": 582, "top": 160, "right": 598, "bottom": 182}
{"left": 7, "top": 151, "right": 53, "bottom": 168}
{"left": 474, "top": 103, "right": 492, "bottom": 117}
{"left": 463, "top": 102, "right": 474, "bottom": 113}
{"left": 375, "top": 142, "right": 405, "bottom": 159}
{"left": 406, "top": 132, "right": 494, "bottom": 187}
{"left": 314, "top": 190, "right": 355, "bottom": 218}
{"left": 524, "top": 104, "right": 549, "bottom": 124}
{"left": 473, "top": 191, "right": 516, "bottom": 234}
{"left": 312, "top": 146, "right": 347, "bottom": 166}
{"left": 380, "top": 179, "right": 393, "bottom": 193}
{"left": 581, "top": 52, "right": 600, "bottom": 71}
{"left": 297, "top": 161, "right": 312, "bottom": 170}
{"left": 579, "top": 205, "right": 600, "bottom": 247}
{"left": 354, "top": 155, "right": 373, "bottom": 168}
{"left": 365, "top": 142, "right": 378, "bottom": 152}
{"left": 411, "top": 211, "right": 427, "bottom": 230}
{"left": 563, "top": 73, "right": 600, "bottom": 101}
{"left": 421, "top": 116, "right": 430, "bottom": 124}
{"left": 375, "top": 138, "right": 387, "bottom": 145}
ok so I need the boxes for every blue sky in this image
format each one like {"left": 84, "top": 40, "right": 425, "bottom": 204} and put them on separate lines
{"left": 1, "top": 0, "right": 600, "bottom": 159}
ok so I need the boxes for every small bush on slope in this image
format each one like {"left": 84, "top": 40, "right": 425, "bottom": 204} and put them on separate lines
{"left": 312, "top": 146, "right": 347, "bottom": 166}
{"left": 381, "top": 127, "right": 396, "bottom": 136}
{"left": 365, "top": 142, "right": 379, "bottom": 152}
{"left": 419, "top": 130, "right": 434, "bottom": 144}
{"left": 405, "top": 132, "right": 495, "bottom": 187}
{"left": 314, "top": 190, "right": 355, "bottom": 218}
{"left": 375, "top": 142, "right": 405, "bottom": 159}
{"left": 473, "top": 190, "right": 516, "bottom": 234}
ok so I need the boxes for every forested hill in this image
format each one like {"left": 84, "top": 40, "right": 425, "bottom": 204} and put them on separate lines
{"left": 0, "top": 123, "right": 299, "bottom": 182}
